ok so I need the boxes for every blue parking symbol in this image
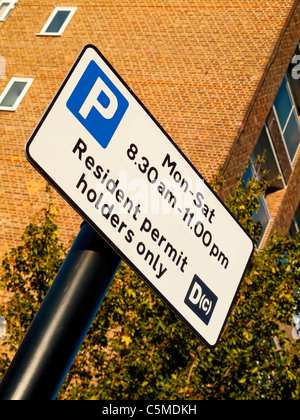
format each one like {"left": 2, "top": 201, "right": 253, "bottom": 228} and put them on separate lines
{"left": 67, "top": 60, "right": 129, "bottom": 148}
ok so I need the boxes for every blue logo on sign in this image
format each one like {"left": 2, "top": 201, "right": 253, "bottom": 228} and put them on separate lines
{"left": 67, "top": 60, "right": 129, "bottom": 149}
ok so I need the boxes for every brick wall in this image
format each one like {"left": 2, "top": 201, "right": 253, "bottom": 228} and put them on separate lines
{"left": 220, "top": 0, "right": 300, "bottom": 243}
{"left": 222, "top": 0, "right": 300, "bottom": 190}
{"left": 1, "top": 0, "right": 300, "bottom": 363}
{"left": 0, "top": 0, "right": 298, "bottom": 262}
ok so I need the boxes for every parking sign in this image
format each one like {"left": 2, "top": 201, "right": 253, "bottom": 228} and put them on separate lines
{"left": 67, "top": 60, "right": 129, "bottom": 148}
{"left": 26, "top": 45, "right": 254, "bottom": 348}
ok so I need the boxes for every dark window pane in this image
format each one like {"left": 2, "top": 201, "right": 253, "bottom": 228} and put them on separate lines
{"left": 253, "top": 127, "right": 285, "bottom": 189}
{"left": 45, "top": 10, "right": 70, "bottom": 33}
{"left": 0, "top": 81, "right": 27, "bottom": 107}
{"left": 242, "top": 160, "right": 255, "bottom": 184}
{"left": 284, "top": 113, "right": 300, "bottom": 161}
{"left": 274, "top": 80, "right": 292, "bottom": 130}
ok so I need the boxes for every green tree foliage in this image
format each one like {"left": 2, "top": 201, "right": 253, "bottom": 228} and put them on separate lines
{"left": 0, "top": 205, "right": 67, "bottom": 368}
{"left": 1, "top": 172, "right": 300, "bottom": 399}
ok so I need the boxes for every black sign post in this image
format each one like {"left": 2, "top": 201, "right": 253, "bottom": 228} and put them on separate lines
{"left": 0, "top": 221, "right": 121, "bottom": 400}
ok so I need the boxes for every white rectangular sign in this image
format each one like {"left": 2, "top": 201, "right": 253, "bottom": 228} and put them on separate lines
{"left": 26, "top": 45, "right": 254, "bottom": 348}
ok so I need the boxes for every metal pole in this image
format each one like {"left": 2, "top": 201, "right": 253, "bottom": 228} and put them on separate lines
{"left": 0, "top": 221, "right": 121, "bottom": 400}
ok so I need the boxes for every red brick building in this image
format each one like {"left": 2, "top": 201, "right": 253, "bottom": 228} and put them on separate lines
{"left": 1, "top": 0, "right": 300, "bottom": 261}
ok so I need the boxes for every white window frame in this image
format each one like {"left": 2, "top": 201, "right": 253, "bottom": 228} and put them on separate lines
{"left": 0, "top": 0, "right": 17, "bottom": 21}
{"left": 252, "top": 124, "right": 286, "bottom": 189}
{"left": 37, "top": 7, "right": 77, "bottom": 36}
{"left": 243, "top": 160, "right": 272, "bottom": 249}
{"left": 265, "top": 125, "right": 286, "bottom": 188}
{"left": 0, "top": 77, "right": 34, "bottom": 111}
{"left": 254, "top": 194, "right": 272, "bottom": 249}
{"left": 273, "top": 75, "right": 300, "bottom": 166}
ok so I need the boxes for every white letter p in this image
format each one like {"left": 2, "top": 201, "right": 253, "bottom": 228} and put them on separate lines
{"left": 79, "top": 77, "right": 118, "bottom": 120}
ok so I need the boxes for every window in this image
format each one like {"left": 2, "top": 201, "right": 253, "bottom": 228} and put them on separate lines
{"left": 37, "top": 7, "right": 77, "bottom": 36}
{"left": 243, "top": 154, "right": 271, "bottom": 249}
{"left": 241, "top": 123, "right": 288, "bottom": 247}
{"left": 273, "top": 76, "right": 300, "bottom": 163}
{"left": 0, "top": 77, "right": 34, "bottom": 111}
{"left": 252, "top": 194, "right": 271, "bottom": 248}
{"left": 242, "top": 158, "right": 272, "bottom": 249}
{"left": 0, "top": 0, "right": 17, "bottom": 21}
{"left": 253, "top": 125, "right": 285, "bottom": 190}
